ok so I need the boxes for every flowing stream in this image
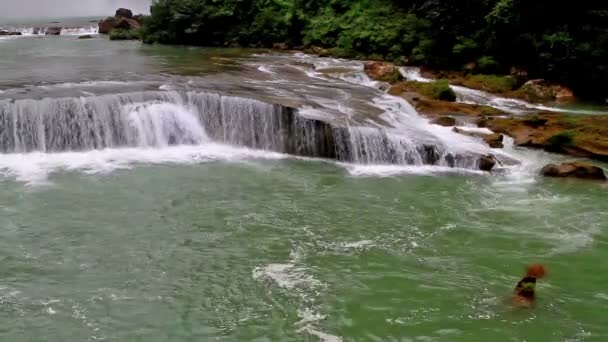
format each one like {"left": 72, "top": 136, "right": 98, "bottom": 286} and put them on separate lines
{"left": 0, "top": 21, "right": 607, "bottom": 342}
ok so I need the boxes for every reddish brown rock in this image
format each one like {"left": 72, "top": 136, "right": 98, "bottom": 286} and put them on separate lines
{"left": 364, "top": 61, "right": 398, "bottom": 81}
{"left": 541, "top": 162, "right": 606, "bottom": 180}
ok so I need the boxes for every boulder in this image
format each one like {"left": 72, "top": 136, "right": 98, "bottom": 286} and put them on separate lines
{"left": 99, "top": 17, "right": 116, "bottom": 34}
{"left": 115, "top": 8, "right": 133, "bottom": 19}
{"left": 46, "top": 27, "right": 62, "bottom": 35}
{"left": 483, "top": 133, "right": 504, "bottom": 148}
{"left": 479, "top": 155, "right": 496, "bottom": 171}
{"left": 519, "top": 79, "right": 574, "bottom": 102}
{"left": 133, "top": 14, "right": 145, "bottom": 25}
{"left": 432, "top": 116, "right": 456, "bottom": 127}
{"left": 364, "top": 61, "right": 402, "bottom": 82}
{"left": 273, "top": 43, "right": 289, "bottom": 50}
{"left": 541, "top": 162, "right": 606, "bottom": 180}
{"left": 99, "top": 16, "right": 140, "bottom": 34}
{"left": 0, "top": 31, "right": 22, "bottom": 36}
{"left": 555, "top": 86, "right": 575, "bottom": 101}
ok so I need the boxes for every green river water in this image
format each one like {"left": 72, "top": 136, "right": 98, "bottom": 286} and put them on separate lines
{"left": 0, "top": 21, "right": 607, "bottom": 342}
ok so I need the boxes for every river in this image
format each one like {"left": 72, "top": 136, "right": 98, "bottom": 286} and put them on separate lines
{"left": 0, "top": 22, "right": 607, "bottom": 342}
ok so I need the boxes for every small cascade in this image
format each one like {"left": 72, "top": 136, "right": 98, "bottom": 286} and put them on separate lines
{"left": 60, "top": 26, "right": 99, "bottom": 36}
{"left": 398, "top": 67, "right": 608, "bottom": 115}
{"left": 2, "top": 26, "right": 98, "bottom": 36}
{"left": 0, "top": 89, "right": 495, "bottom": 170}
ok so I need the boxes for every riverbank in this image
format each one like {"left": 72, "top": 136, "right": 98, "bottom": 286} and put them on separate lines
{"left": 354, "top": 59, "right": 608, "bottom": 166}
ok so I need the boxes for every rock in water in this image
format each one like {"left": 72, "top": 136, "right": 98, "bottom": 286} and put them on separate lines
{"left": 115, "top": 8, "right": 133, "bottom": 19}
{"left": 0, "top": 31, "right": 22, "bottom": 36}
{"left": 432, "top": 116, "right": 456, "bottom": 127}
{"left": 78, "top": 35, "right": 94, "bottom": 39}
{"left": 479, "top": 155, "right": 496, "bottom": 171}
{"left": 364, "top": 61, "right": 402, "bottom": 82}
{"left": 541, "top": 162, "right": 606, "bottom": 180}
{"left": 452, "top": 128, "right": 504, "bottom": 148}
{"left": 483, "top": 133, "right": 504, "bottom": 148}
{"left": 99, "top": 9, "right": 141, "bottom": 34}
{"left": 46, "top": 27, "right": 62, "bottom": 35}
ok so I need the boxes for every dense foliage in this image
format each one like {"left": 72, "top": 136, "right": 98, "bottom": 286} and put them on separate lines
{"left": 141, "top": 0, "right": 608, "bottom": 99}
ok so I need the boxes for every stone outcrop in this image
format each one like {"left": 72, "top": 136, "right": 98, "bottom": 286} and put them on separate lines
{"left": 541, "top": 162, "right": 606, "bottom": 180}
{"left": 432, "top": 116, "right": 456, "bottom": 127}
{"left": 0, "top": 31, "right": 22, "bottom": 36}
{"left": 115, "top": 8, "right": 133, "bottom": 19}
{"left": 483, "top": 114, "right": 608, "bottom": 161}
{"left": 46, "top": 27, "right": 62, "bottom": 35}
{"left": 519, "top": 79, "right": 575, "bottom": 102}
{"left": 452, "top": 128, "right": 504, "bottom": 148}
{"left": 364, "top": 61, "right": 402, "bottom": 83}
{"left": 479, "top": 155, "right": 497, "bottom": 171}
{"left": 99, "top": 8, "right": 142, "bottom": 34}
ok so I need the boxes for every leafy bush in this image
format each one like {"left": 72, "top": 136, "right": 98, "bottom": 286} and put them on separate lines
{"left": 547, "top": 130, "right": 576, "bottom": 148}
{"left": 110, "top": 29, "right": 141, "bottom": 41}
{"left": 431, "top": 79, "right": 457, "bottom": 102}
{"left": 138, "top": 0, "right": 608, "bottom": 99}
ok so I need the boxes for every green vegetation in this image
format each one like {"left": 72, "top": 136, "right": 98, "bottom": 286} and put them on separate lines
{"left": 109, "top": 29, "right": 141, "bottom": 41}
{"left": 548, "top": 130, "right": 576, "bottom": 148}
{"left": 141, "top": 0, "right": 608, "bottom": 99}
{"left": 404, "top": 80, "right": 456, "bottom": 102}
{"left": 431, "top": 80, "right": 457, "bottom": 102}
{"left": 461, "top": 75, "right": 518, "bottom": 94}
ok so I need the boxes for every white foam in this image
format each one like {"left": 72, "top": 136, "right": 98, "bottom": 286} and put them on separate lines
{"left": 60, "top": 26, "right": 99, "bottom": 36}
{"left": 0, "top": 144, "right": 288, "bottom": 185}
{"left": 253, "top": 250, "right": 342, "bottom": 341}
{"left": 345, "top": 164, "right": 484, "bottom": 177}
{"left": 257, "top": 65, "right": 274, "bottom": 74}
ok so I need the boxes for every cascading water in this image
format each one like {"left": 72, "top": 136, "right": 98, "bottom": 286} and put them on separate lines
{"left": 1, "top": 26, "right": 98, "bottom": 36}
{"left": 0, "top": 88, "right": 496, "bottom": 170}
{"left": 398, "top": 67, "right": 608, "bottom": 115}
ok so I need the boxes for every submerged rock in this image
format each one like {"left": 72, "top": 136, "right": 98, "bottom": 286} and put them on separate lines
{"left": 78, "top": 35, "right": 94, "bottom": 39}
{"left": 541, "top": 162, "right": 606, "bottom": 180}
{"left": 432, "top": 116, "right": 456, "bottom": 127}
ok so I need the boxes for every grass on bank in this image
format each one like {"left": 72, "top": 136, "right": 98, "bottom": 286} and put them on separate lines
{"left": 403, "top": 79, "right": 457, "bottom": 102}
{"left": 110, "top": 29, "right": 141, "bottom": 41}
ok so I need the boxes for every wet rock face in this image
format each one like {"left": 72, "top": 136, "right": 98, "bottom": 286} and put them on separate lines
{"left": 478, "top": 155, "right": 496, "bottom": 171}
{"left": 46, "top": 27, "right": 62, "bottom": 35}
{"left": 432, "top": 116, "right": 456, "bottom": 127}
{"left": 541, "top": 162, "right": 606, "bottom": 180}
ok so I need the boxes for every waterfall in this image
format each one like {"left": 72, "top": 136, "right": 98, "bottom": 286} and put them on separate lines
{"left": 0, "top": 90, "right": 493, "bottom": 169}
